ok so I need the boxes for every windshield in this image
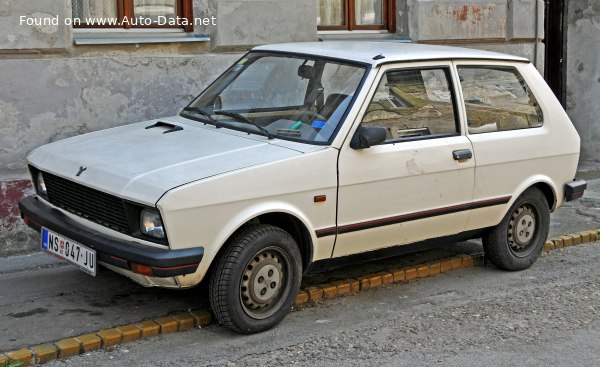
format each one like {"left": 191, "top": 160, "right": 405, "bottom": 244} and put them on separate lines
{"left": 181, "top": 52, "right": 367, "bottom": 144}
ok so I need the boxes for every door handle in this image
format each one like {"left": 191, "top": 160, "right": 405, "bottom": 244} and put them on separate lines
{"left": 453, "top": 149, "right": 472, "bottom": 161}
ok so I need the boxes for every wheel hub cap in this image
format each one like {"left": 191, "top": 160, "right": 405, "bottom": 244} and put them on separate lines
{"left": 508, "top": 205, "right": 536, "bottom": 250}
{"left": 241, "top": 251, "right": 283, "bottom": 310}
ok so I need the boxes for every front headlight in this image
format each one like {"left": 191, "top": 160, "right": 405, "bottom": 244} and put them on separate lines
{"left": 140, "top": 208, "right": 165, "bottom": 239}
{"left": 37, "top": 172, "right": 47, "bottom": 195}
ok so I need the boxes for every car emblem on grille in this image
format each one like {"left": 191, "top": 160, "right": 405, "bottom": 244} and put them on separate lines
{"left": 76, "top": 166, "right": 87, "bottom": 177}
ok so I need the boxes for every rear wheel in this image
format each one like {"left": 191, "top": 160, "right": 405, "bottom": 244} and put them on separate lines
{"left": 483, "top": 187, "right": 550, "bottom": 271}
{"left": 209, "top": 224, "right": 302, "bottom": 333}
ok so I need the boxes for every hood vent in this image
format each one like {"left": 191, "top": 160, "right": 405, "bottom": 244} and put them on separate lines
{"left": 145, "top": 121, "right": 184, "bottom": 134}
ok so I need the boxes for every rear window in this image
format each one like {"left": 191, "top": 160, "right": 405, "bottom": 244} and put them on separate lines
{"left": 457, "top": 66, "right": 543, "bottom": 134}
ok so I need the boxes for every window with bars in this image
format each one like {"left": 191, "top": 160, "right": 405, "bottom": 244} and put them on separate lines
{"left": 317, "top": 0, "right": 394, "bottom": 31}
{"left": 71, "top": 0, "right": 194, "bottom": 31}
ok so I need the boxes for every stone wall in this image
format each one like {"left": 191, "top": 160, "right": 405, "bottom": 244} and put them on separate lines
{"left": 567, "top": 0, "right": 600, "bottom": 161}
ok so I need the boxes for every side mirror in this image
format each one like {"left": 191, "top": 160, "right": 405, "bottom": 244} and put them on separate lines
{"left": 350, "top": 125, "right": 387, "bottom": 149}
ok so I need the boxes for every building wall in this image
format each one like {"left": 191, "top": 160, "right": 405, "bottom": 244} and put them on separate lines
{"left": 567, "top": 0, "right": 600, "bottom": 162}
{"left": 0, "top": 0, "right": 316, "bottom": 255}
{"left": 0, "top": 0, "right": 557, "bottom": 255}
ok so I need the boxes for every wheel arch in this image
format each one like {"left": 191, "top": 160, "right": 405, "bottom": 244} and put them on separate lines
{"left": 205, "top": 205, "right": 316, "bottom": 281}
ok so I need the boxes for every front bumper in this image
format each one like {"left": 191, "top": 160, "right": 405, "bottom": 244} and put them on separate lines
{"left": 19, "top": 196, "right": 203, "bottom": 277}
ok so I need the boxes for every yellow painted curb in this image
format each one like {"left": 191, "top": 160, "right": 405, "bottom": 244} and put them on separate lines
{"left": 3, "top": 229, "right": 599, "bottom": 365}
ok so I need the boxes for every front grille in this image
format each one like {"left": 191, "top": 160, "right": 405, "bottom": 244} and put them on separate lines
{"left": 42, "top": 172, "right": 130, "bottom": 234}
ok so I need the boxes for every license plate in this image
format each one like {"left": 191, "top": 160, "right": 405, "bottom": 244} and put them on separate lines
{"left": 41, "top": 228, "right": 97, "bottom": 276}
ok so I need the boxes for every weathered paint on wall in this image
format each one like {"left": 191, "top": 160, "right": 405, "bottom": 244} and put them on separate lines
{"left": 0, "top": 53, "right": 241, "bottom": 172}
{"left": 567, "top": 0, "right": 600, "bottom": 161}
{"left": 408, "top": 0, "right": 508, "bottom": 41}
{"left": 0, "top": 179, "right": 36, "bottom": 256}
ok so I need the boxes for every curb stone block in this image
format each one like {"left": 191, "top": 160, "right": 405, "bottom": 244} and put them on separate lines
{"left": 174, "top": 313, "right": 196, "bottom": 331}
{"left": 462, "top": 256, "right": 474, "bottom": 268}
{"left": 306, "top": 286, "right": 324, "bottom": 301}
{"left": 115, "top": 324, "right": 141, "bottom": 343}
{"left": 417, "top": 265, "right": 429, "bottom": 278}
{"left": 154, "top": 317, "right": 179, "bottom": 334}
{"left": 380, "top": 272, "right": 394, "bottom": 285}
{"left": 544, "top": 240, "right": 555, "bottom": 251}
{"left": 331, "top": 280, "right": 351, "bottom": 295}
{"left": 74, "top": 334, "right": 102, "bottom": 352}
{"left": 390, "top": 268, "right": 405, "bottom": 283}
{"left": 31, "top": 344, "right": 58, "bottom": 364}
{"left": 96, "top": 329, "right": 122, "bottom": 348}
{"left": 429, "top": 262, "right": 441, "bottom": 275}
{"left": 440, "top": 260, "right": 453, "bottom": 273}
{"left": 404, "top": 267, "right": 418, "bottom": 280}
{"left": 295, "top": 290, "right": 309, "bottom": 305}
{"left": 6, "top": 348, "right": 33, "bottom": 366}
{"left": 571, "top": 234, "right": 582, "bottom": 245}
{"left": 349, "top": 279, "right": 360, "bottom": 293}
{"left": 189, "top": 310, "right": 213, "bottom": 327}
{"left": 320, "top": 284, "right": 338, "bottom": 299}
{"left": 135, "top": 320, "right": 161, "bottom": 338}
{"left": 451, "top": 258, "right": 463, "bottom": 270}
{"left": 368, "top": 274, "right": 383, "bottom": 288}
{"left": 580, "top": 232, "right": 591, "bottom": 243}
{"left": 591, "top": 231, "right": 599, "bottom": 241}
{"left": 358, "top": 277, "right": 370, "bottom": 291}
{"left": 472, "top": 255, "right": 484, "bottom": 267}
{"left": 553, "top": 238, "right": 564, "bottom": 248}
{"left": 560, "top": 236, "right": 573, "bottom": 247}
{"left": 54, "top": 339, "right": 80, "bottom": 359}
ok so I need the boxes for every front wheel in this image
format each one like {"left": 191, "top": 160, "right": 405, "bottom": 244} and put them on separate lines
{"left": 483, "top": 187, "right": 550, "bottom": 271}
{"left": 209, "top": 224, "right": 302, "bottom": 334}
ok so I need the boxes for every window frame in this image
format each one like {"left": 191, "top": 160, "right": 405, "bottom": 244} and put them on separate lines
{"left": 317, "top": 0, "right": 395, "bottom": 32}
{"left": 359, "top": 64, "right": 462, "bottom": 145}
{"left": 72, "top": 0, "right": 194, "bottom": 32}
{"left": 456, "top": 64, "right": 544, "bottom": 135}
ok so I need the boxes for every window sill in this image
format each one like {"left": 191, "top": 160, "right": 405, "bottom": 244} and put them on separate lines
{"left": 73, "top": 29, "right": 210, "bottom": 45}
{"left": 318, "top": 30, "right": 410, "bottom": 42}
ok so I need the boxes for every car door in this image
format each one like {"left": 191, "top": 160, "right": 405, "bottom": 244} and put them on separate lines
{"left": 333, "top": 61, "right": 475, "bottom": 257}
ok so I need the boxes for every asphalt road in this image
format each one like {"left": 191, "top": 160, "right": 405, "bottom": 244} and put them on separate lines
{"left": 42, "top": 241, "right": 600, "bottom": 367}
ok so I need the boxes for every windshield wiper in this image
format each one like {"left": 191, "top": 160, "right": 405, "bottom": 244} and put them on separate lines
{"left": 182, "top": 106, "right": 221, "bottom": 127}
{"left": 214, "top": 110, "right": 274, "bottom": 140}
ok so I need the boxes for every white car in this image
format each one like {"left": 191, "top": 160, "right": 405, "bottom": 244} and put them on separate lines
{"left": 20, "top": 42, "right": 586, "bottom": 333}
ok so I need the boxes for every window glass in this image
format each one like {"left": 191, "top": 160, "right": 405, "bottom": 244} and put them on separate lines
{"left": 219, "top": 57, "right": 309, "bottom": 110}
{"left": 72, "top": 0, "right": 117, "bottom": 20}
{"left": 185, "top": 53, "right": 367, "bottom": 144}
{"left": 458, "top": 67, "right": 543, "bottom": 134}
{"left": 133, "top": 0, "right": 178, "bottom": 24}
{"left": 317, "top": 0, "right": 390, "bottom": 30}
{"left": 318, "top": 0, "right": 345, "bottom": 26}
{"left": 355, "top": 0, "right": 384, "bottom": 26}
{"left": 361, "top": 68, "right": 458, "bottom": 141}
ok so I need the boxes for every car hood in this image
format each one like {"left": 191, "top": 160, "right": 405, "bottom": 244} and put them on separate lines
{"left": 28, "top": 117, "right": 305, "bottom": 205}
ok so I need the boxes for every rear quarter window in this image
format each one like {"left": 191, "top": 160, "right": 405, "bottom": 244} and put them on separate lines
{"left": 457, "top": 66, "right": 543, "bottom": 134}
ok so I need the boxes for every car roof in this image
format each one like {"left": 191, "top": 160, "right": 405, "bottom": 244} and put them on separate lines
{"left": 252, "top": 41, "right": 530, "bottom": 66}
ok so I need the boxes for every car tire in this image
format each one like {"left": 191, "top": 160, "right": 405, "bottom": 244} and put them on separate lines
{"left": 482, "top": 187, "right": 550, "bottom": 271}
{"left": 209, "top": 224, "right": 302, "bottom": 334}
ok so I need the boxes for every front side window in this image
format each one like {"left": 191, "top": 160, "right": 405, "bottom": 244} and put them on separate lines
{"left": 182, "top": 52, "right": 367, "bottom": 144}
{"left": 318, "top": 0, "right": 393, "bottom": 31}
{"left": 72, "top": 0, "right": 193, "bottom": 30}
{"left": 361, "top": 68, "right": 459, "bottom": 142}
{"left": 457, "top": 66, "right": 543, "bottom": 134}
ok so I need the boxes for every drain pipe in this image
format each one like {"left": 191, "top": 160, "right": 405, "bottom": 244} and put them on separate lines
{"left": 534, "top": 0, "right": 539, "bottom": 69}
